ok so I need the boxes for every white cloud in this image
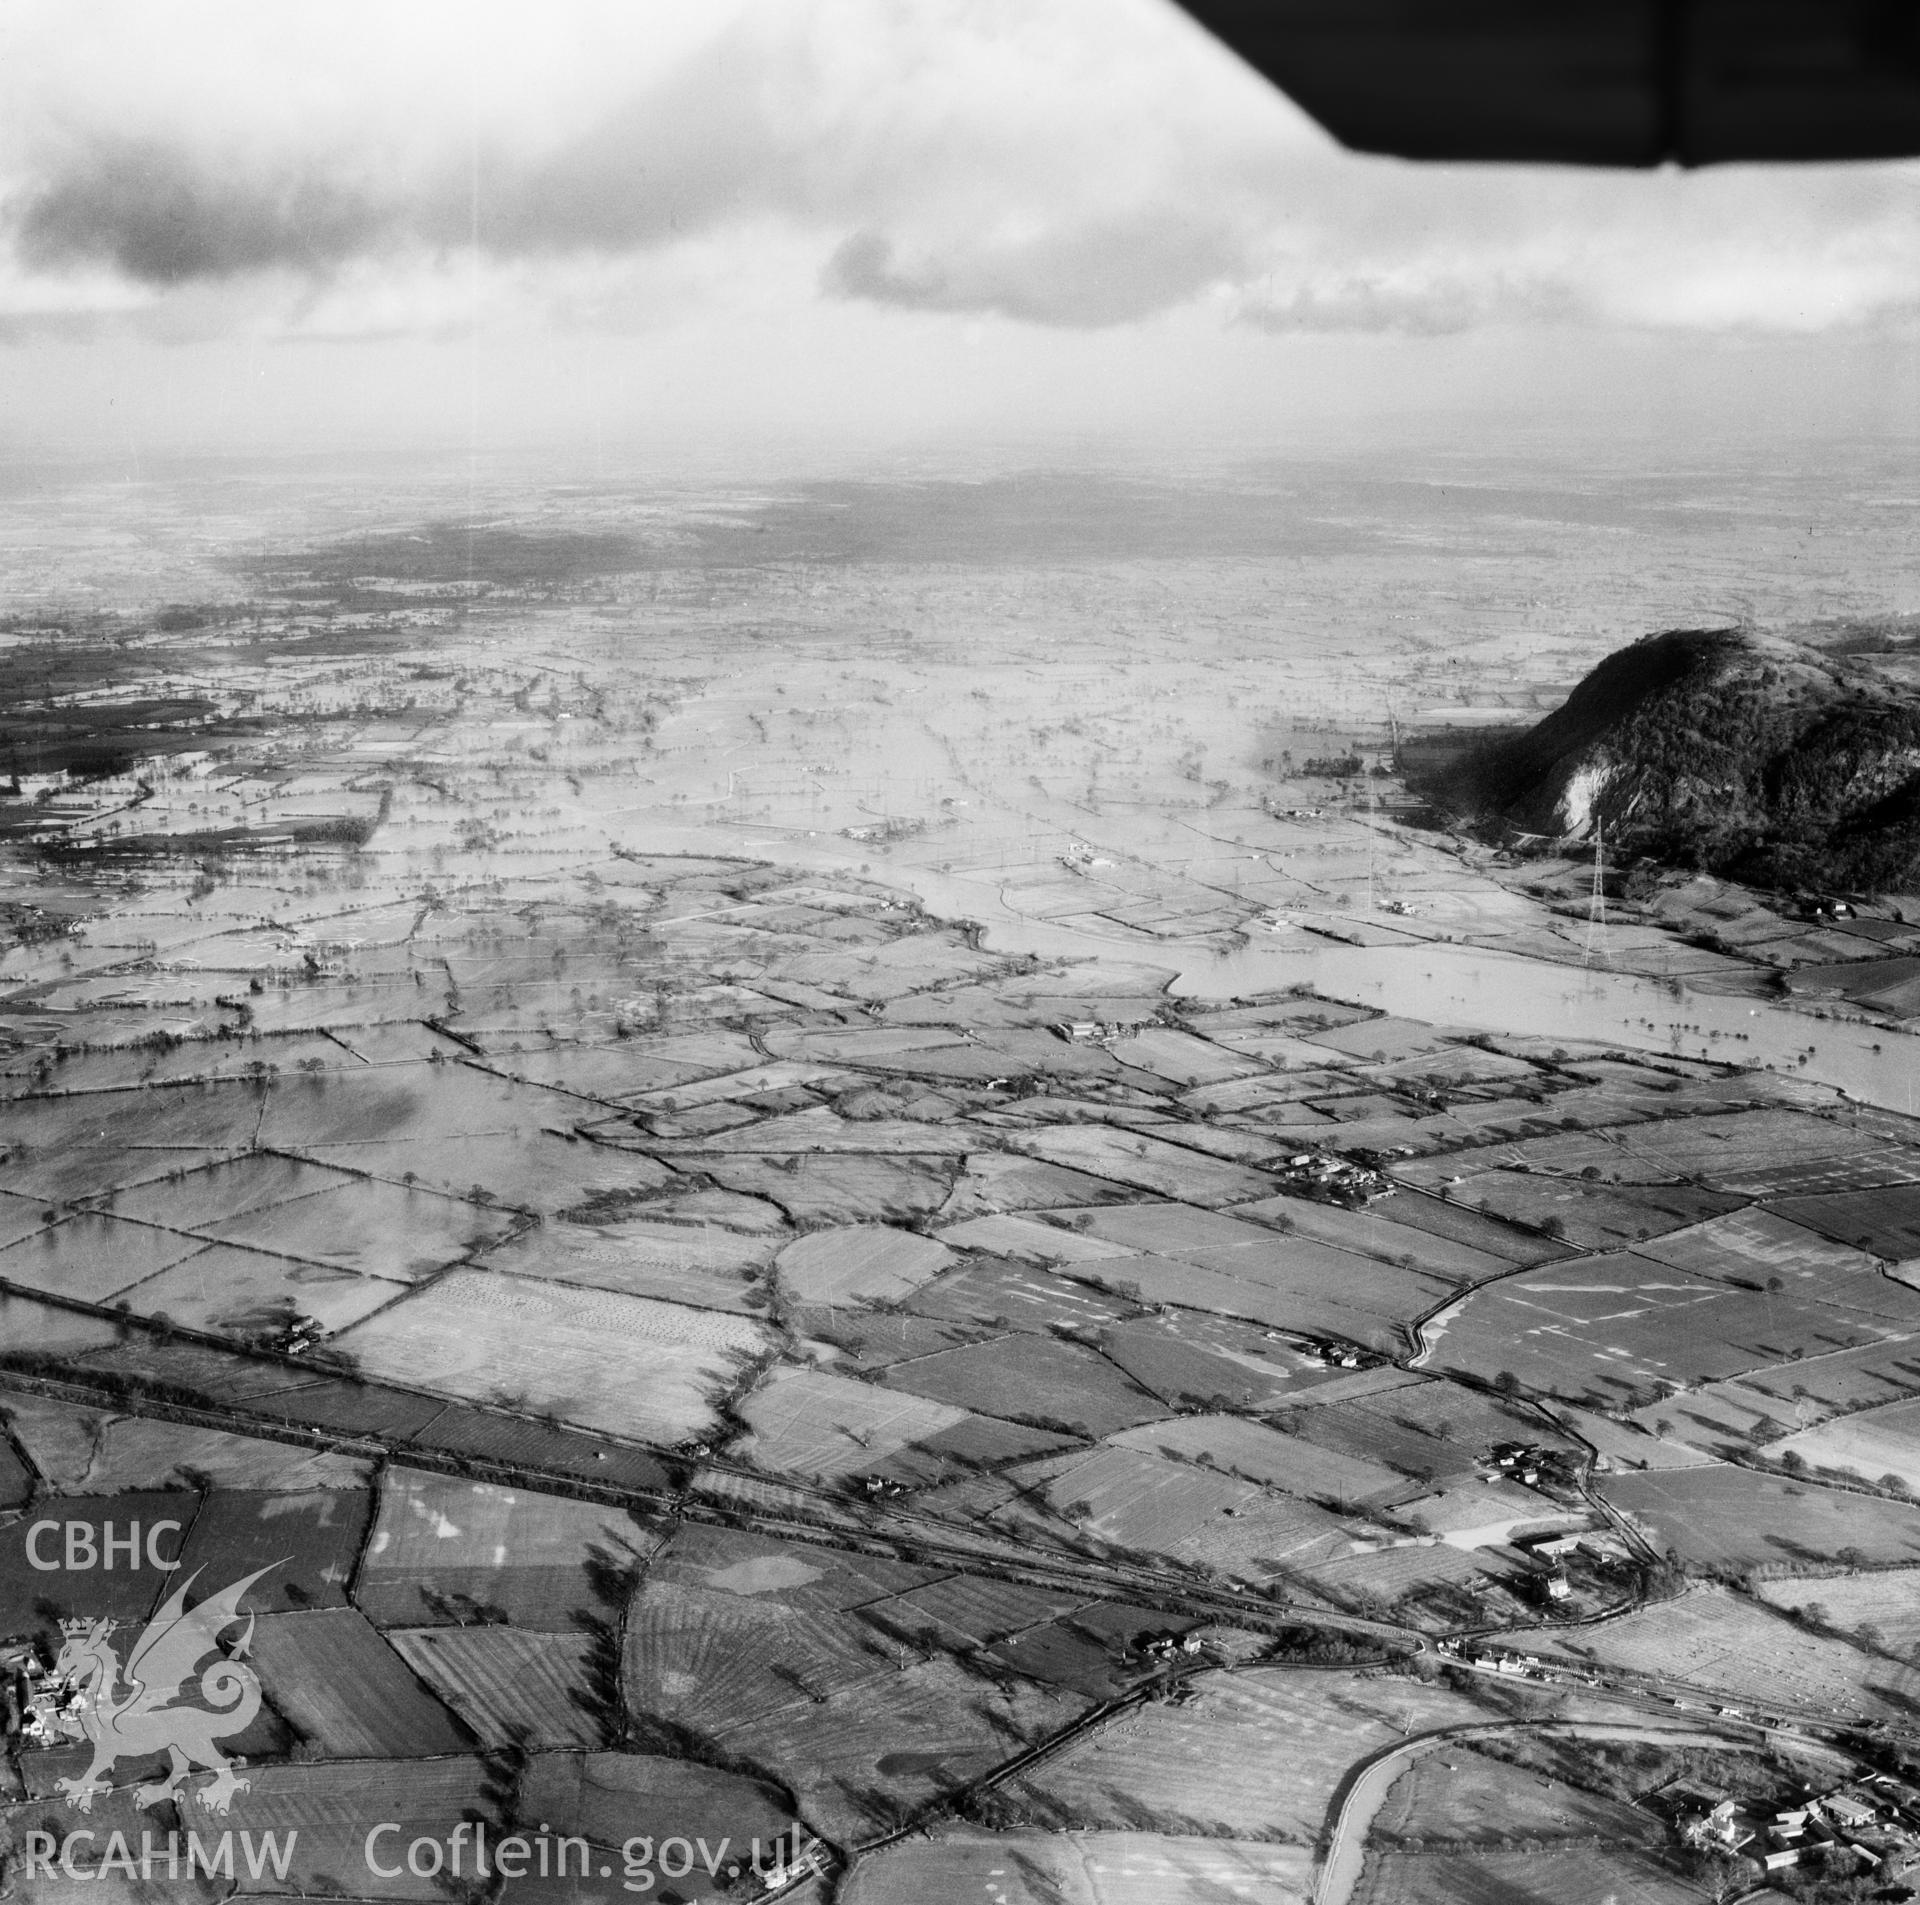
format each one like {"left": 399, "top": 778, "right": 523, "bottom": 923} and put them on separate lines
{"left": 2, "top": 0, "right": 1919, "bottom": 344}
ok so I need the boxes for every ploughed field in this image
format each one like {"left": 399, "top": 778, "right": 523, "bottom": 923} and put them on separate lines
{"left": 6, "top": 479, "right": 1920, "bottom": 1901}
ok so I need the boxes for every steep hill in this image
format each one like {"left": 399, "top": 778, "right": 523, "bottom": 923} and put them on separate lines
{"left": 1451, "top": 627, "right": 1920, "bottom": 894}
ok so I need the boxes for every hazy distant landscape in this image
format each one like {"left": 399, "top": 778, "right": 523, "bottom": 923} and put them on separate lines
{"left": 4, "top": 447, "right": 1920, "bottom": 1903}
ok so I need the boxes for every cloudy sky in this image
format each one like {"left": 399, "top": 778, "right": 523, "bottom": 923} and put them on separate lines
{"left": 2, "top": 0, "right": 1917, "bottom": 464}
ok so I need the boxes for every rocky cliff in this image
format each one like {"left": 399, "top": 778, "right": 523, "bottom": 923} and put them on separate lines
{"left": 1456, "top": 626, "right": 1920, "bottom": 894}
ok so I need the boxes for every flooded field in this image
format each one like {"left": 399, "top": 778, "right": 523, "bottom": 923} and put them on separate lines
{"left": 3, "top": 450, "right": 1920, "bottom": 1900}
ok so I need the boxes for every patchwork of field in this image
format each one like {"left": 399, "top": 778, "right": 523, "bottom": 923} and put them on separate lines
{"left": 7, "top": 471, "right": 1920, "bottom": 1892}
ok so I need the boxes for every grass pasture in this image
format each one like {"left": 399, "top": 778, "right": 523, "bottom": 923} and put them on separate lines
{"left": 623, "top": 1580, "right": 903, "bottom": 1725}
{"left": 1602, "top": 1464, "right": 1920, "bottom": 1569}
{"left": 0, "top": 1487, "right": 201, "bottom": 1628}
{"left": 697, "top": 1151, "right": 957, "bottom": 1226}
{"left": 1412, "top": 1172, "right": 1743, "bottom": 1252}
{"left": 775, "top": 1223, "right": 952, "bottom": 1303}
{"left": 1050, "top": 1202, "right": 1273, "bottom": 1255}
{"left": 389, "top": 1625, "right": 606, "bottom": 1747}
{"left": 32, "top": 1409, "right": 369, "bottom": 1491}
{"left": 983, "top": 1623, "right": 1141, "bottom": 1699}
{"left": 1177, "top": 1238, "right": 1453, "bottom": 1335}
{"left": 879, "top": 1333, "right": 1170, "bottom": 1437}
{"left": 355, "top": 1467, "right": 659, "bottom": 1628}
{"left": 1302, "top": 1015, "right": 1456, "bottom": 1063}
{"left": 518, "top": 1751, "right": 801, "bottom": 1901}
{"left": 1773, "top": 1180, "right": 1920, "bottom": 1260}
{"left": 247, "top": 1608, "right": 471, "bottom": 1756}
{"left": 1742, "top": 1145, "right": 1920, "bottom": 1197}
{"left": 738, "top": 1366, "right": 969, "bottom": 1477}
{"left": 1355, "top": 1845, "right": 1700, "bottom": 1905}
{"left": 1097, "top": 1317, "right": 1305, "bottom": 1411}
{"left": 1119, "top": 1025, "right": 1264, "bottom": 1086}
{"left": 175, "top": 1488, "right": 370, "bottom": 1612}
{"left": 1010, "top": 1128, "right": 1278, "bottom": 1206}
{"left": 715, "top": 1655, "right": 1090, "bottom": 1841}
{"left": 1536, "top": 1584, "right": 1915, "bottom": 1722}
{"left": 1109, "top": 1414, "right": 1413, "bottom": 1508}
{"left": 0, "top": 1213, "right": 205, "bottom": 1303}
{"left": 178, "top": 1756, "right": 492, "bottom": 1899}
{"left": 1424, "top": 1256, "right": 1877, "bottom": 1405}
{"left": 933, "top": 1211, "right": 1137, "bottom": 1261}
{"left": 204, "top": 1176, "right": 514, "bottom": 1280}
{"left": 0, "top": 1387, "right": 280, "bottom": 1493}
{"left": 1361, "top": 1190, "right": 1573, "bottom": 1265}
{"left": 1060, "top": 1249, "right": 1410, "bottom": 1350}
{"left": 333, "top": 1267, "right": 766, "bottom": 1443}
{"left": 1757, "top": 1566, "right": 1920, "bottom": 1654}
{"left": 842, "top": 1830, "right": 1312, "bottom": 1905}
{"left": 937, "top": 1154, "right": 1140, "bottom": 1217}
{"left": 644, "top": 1520, "right": 940, "bottom": 1609}
{"left": 1370, "top": 1738, "right": 1669, "bottom": 1847}
{"left": 117, "top": 1243, "right": 408, "bottom": 1338}
{"left": 1037, "top": 1444, "right": 1350, "bottom": 1576}
{"left": 795, "top": 1307, "right": 975, "bottom": 1373}
{"left": 1640, "top": 1205, "right": 1884, "bottom": 1285}
{"left": 1608, "top": 1107, "right": 1879, "bottom": 1188}
{"left": 1006, "top": 1669, "right": 1485, "bottom": 1839}
{"left": 862, "top": 1573, "right": 1086, "bottom": 1649}
{"left": 1738, "top": 1331, "right": 1920, "bottom": 1413}
{"left": 476, "top": 1216, "right": 768, "bottom": 1311}
{"left": 1770, "top": 1394, "right": 1920, "bottom": 1491}
{"left": 908, "top": 1256, "right": 1135, "bottom": 1334}
{"left": 103, "top": 1151, "right": 354, "bottom": 1229}
{"left": 1240, "top": 1194, "right": 1512, "bottom": 1284}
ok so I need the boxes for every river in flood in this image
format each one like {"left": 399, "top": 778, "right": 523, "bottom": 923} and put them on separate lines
{"left": 872, "top": 858, "right": 1920, "bottom": 1118}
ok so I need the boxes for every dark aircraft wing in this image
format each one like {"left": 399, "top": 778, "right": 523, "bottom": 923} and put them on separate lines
{"left": 1175, "top": 1, "right": 1920, "bottom": 164}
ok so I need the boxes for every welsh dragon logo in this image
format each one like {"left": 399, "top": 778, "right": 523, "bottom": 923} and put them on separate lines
{"left": 50, "top": 1565, "right": 276, "bottom": 1816}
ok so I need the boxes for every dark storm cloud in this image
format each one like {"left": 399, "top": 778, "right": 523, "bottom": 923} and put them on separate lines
{"left": 4, "top": 22, "right": 795, "bottom": 285}
{"left": 2, "top": 9, "right": 1277, "bottom": 325}
{"left": 15, "top": 142, "right": 393, "bottom": 284}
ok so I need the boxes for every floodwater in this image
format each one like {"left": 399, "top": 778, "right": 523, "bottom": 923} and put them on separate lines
{"left": 875, "top": 856, "right": 1920, "bottom": 1117}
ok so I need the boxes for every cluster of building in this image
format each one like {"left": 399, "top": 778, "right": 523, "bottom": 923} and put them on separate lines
{"left": 2, "top": 1639, "right": 87, "bottom": 1747}
{"left": 1271, "top": 1151, "right": 1393, "bottom": 1207}
{"left": 1667, "top": 1774, "right": 1920, "bottom": 1880}
{"left": 841, "top": 817, "right": 928, "bottom": 844}
{"left": 1487, "top": 1442, "right": 1585, "bottom": 1494}
{"left": 1050, "top": 1002, "right": 1165, "bottom": 1045}
{"left": 1129, "top": 1628, "right": 1208, "bottom": 1662}
{"left": 1300, "top": 1338, "right": 1371, "bottom": 1370}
